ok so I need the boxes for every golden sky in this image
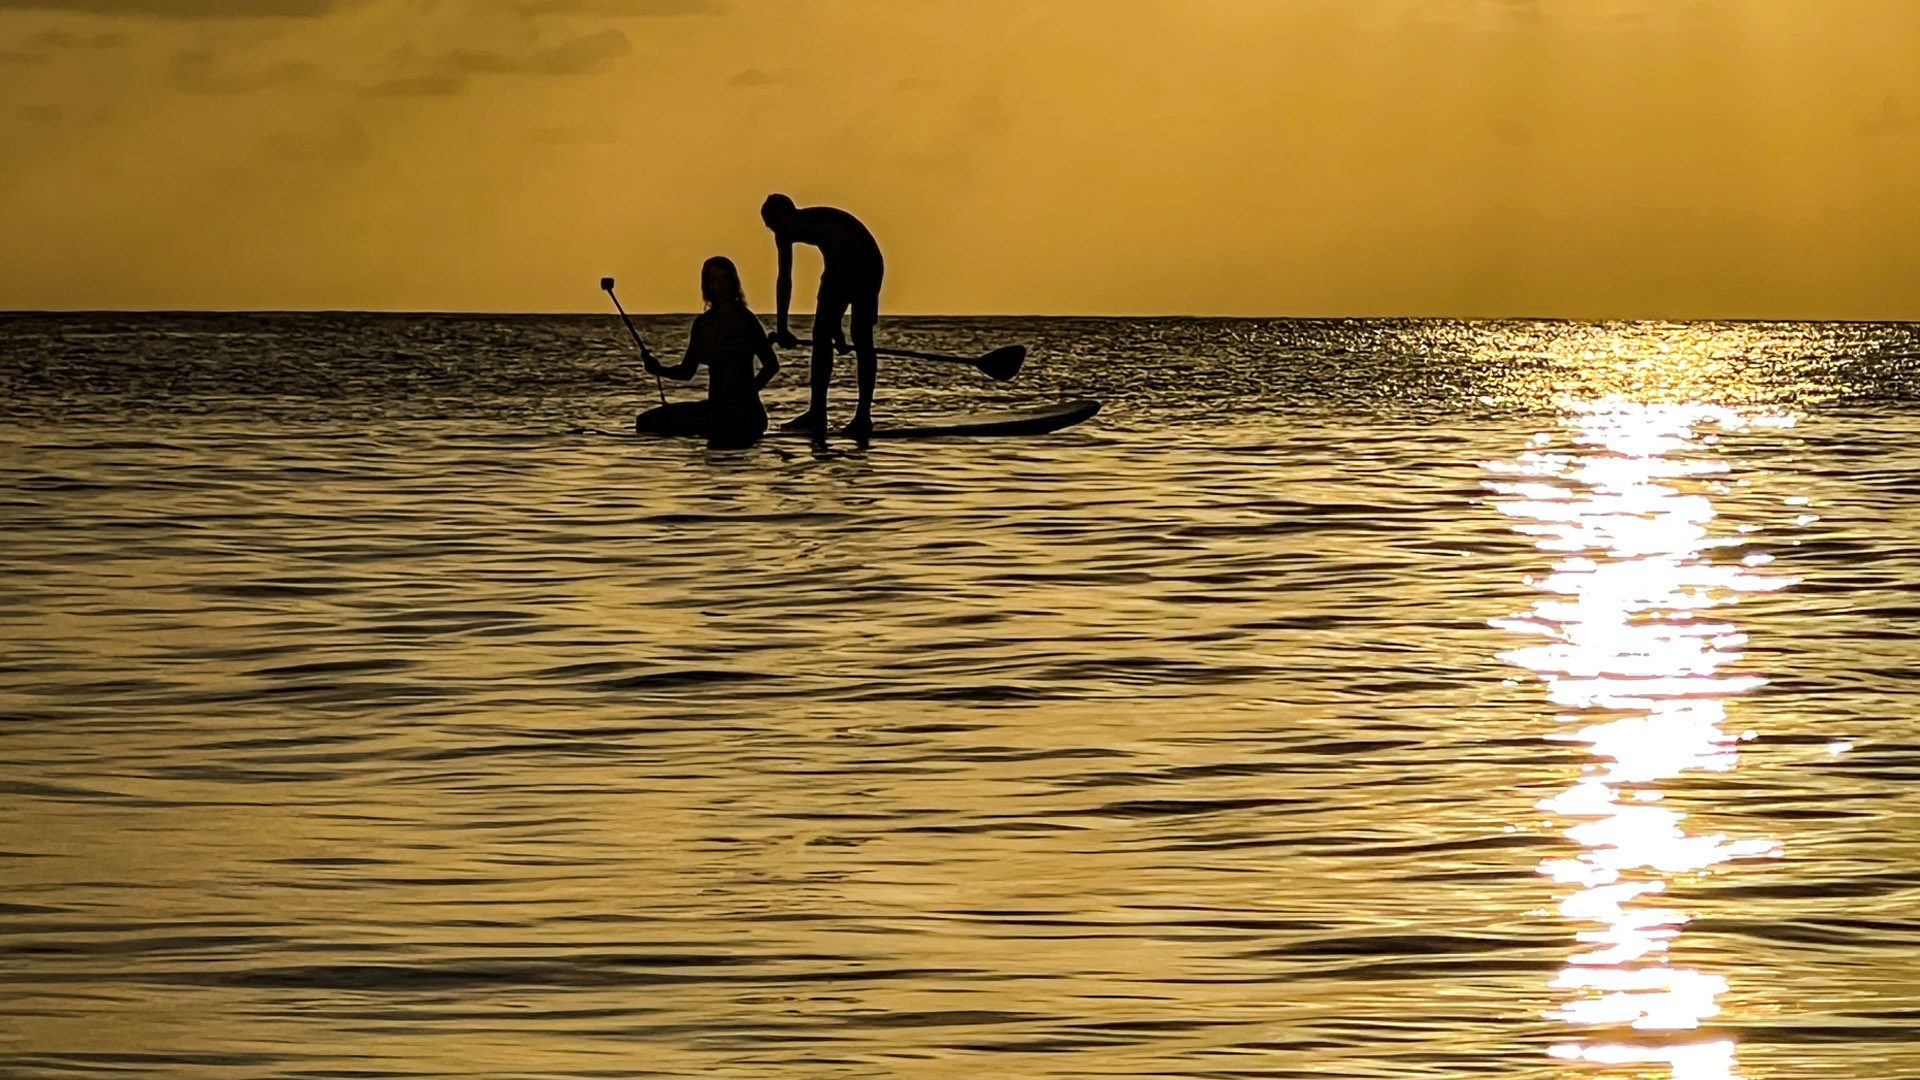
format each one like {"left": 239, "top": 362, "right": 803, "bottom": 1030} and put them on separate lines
{"left": 2, "top": 0, "right": 1918, "bottom": 318}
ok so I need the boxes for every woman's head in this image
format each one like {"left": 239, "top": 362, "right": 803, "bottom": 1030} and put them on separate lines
{"left": 700, "top": 256, "right": 746, "bottom": 310}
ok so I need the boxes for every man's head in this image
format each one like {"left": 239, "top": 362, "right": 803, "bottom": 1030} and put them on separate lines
{"left": 761, "top": 193, "right": 797, "bottom": 229}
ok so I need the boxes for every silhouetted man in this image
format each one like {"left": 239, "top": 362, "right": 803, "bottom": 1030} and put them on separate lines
{"left": 762, "top": 194, "right": 884, "bottom": 439}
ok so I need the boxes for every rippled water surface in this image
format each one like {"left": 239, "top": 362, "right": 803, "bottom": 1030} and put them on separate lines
{"left": 4, "top": 314, "right": 1919, "bottom": 1079}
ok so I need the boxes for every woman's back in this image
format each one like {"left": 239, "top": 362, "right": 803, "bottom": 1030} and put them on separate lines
{"left": 691, "top": 305, "right": 769, "bottom": 418}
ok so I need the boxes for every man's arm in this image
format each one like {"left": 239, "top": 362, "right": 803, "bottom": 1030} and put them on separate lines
{"left": 771, "top": 238, "right": 797, "bottom": 347}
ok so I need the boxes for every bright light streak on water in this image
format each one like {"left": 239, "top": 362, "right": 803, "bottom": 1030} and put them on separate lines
{"left": 1489, "top": 400, "right": 1796, "bottom": 1078}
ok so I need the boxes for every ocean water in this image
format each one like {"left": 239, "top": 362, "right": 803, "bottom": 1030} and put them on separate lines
{"left": 2, "top": 313, "right": 1919, "bottom": 1080}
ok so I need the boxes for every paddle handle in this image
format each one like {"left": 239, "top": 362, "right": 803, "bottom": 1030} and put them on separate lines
{"left": 605, "top": 284, "right": 666, "bottom": 407}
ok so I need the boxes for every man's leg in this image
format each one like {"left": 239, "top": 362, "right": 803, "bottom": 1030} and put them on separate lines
{"left": 782, "top": 289, "right": 847, "bottom": 433}
{"left": 844, "top": 288, "right": 879, "bottom": 440}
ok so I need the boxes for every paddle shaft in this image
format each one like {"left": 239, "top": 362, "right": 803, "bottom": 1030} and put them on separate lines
{"left": 605, "top": 286, "right": 666, "bottom": 407}
{"left": 795, "top": 337, "right": 982, "bottom": 367}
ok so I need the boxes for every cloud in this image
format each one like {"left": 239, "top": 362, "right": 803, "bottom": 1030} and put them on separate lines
{"left": 0, "top": 0, "right": 710, "bottom": 14}
{"left": 1492, "top": 0, "right": 1545, "bottom": 26}
{"left": 954, "top": 91, "right": 1010, "bottom": 136}
{"left": 728, "top": 66, "right": 803, "bottom": 88}
{"left": 11, "top": 102, "right": 112, "bottom": 126}
{"left": 2, "top": 26, "right": 126, "bottom": 62}
{"left": 362, "top": 28, "right": 632, "bottom": 97}
{"left": 0, "top": 0, "right": 333, "bottom": 15}
{"left": 439, "top": 28, "right": 631, "bottom": 78}
{"left": 264, "top": 121, "right": 369, "bottom": 163}
{"left": 28, "top": 29, "right": 130, "bottom": 47}
{"left": 512, "top": 0, "right": 717, "bottom": 12}
{"left": 1396, "top": 0, "right": 1662, "bottom": 33}
{"left": 1492, "top": 117, "right": 1535, "bottom": 147}
{"left": 1859, "top": 96, "right": 1918, "bottom": 138}
{"left": 170, "top": 48, "right": 319, "bottom": 94}
{"left": 367, "top": 72, "right": 463, "bottom": 96}
{"left": 526, "top": 121, "right": 619, "bottom": 145}
{"left": 821, "top": 88, "right": 1012, "bottom": 184}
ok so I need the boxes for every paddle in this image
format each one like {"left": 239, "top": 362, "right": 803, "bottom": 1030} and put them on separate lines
{"left": 600, "top": 276, "right": 666, "bottom": 407}
{"left": 790, "top": 337, "right": 1025, "bottom": 382}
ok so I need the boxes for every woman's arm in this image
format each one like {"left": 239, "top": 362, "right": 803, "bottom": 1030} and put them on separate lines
{"left": 752, "top": 329, "right": 781, "bottom": 391}
{"left": 642, "top": 334, "right": 699, "bottom": 381}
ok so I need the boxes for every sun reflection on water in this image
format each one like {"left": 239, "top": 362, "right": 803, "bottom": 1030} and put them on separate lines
{"left": 1486, "top": 399, "right": 1797, "bottom": 1077}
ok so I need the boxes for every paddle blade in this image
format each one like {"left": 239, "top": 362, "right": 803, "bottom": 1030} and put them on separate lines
{"left": 976, "top": 345, "right": 1026, "bottom": 381}
{"left": 600, "top": 276, "right": 616, "bottom": 291}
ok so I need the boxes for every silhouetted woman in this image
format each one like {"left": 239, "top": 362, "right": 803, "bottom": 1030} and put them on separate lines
{"left": 636, "top": 256, "right": 781, "bottom": 448}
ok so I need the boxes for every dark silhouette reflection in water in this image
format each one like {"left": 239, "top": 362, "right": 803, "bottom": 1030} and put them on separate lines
{"left": 1486, "top": 402, "right": 1797, "bottom": 1078}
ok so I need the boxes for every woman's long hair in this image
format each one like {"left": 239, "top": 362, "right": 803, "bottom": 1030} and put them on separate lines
{"left": 701, "top": 256, "right": 748, "bottom": 311}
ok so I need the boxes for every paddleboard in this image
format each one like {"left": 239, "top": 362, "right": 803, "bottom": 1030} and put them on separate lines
{"left": 602, "top": 399, "right": 1101, "bottom": 442}
{"left": 825, "top": 398, "right": 1102, "bottom": 440}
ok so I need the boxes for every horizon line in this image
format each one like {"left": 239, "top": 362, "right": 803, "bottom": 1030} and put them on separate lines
{"left": 4, "top": 308, "right": 1919, "bottom": 326}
